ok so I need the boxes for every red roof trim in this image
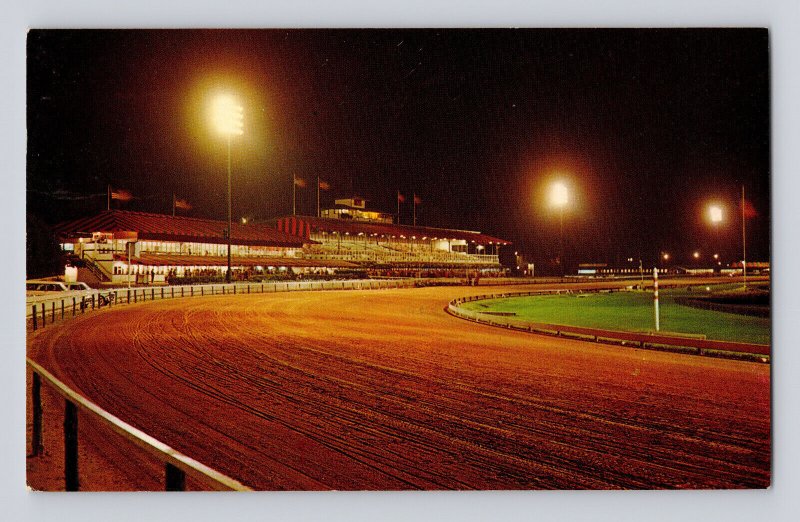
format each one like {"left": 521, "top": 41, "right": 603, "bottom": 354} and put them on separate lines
{"left": 54, "top": 210, "right": 313, "bottom": 248}
{"left": 276, "top": 215, "right": 511, "bottom": 245}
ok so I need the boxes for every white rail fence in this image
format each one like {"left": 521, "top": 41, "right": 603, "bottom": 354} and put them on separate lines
{"left": 27, "top": 358, "right": 252, "bottom": 491}
{"left": 27, "top": 279, "right": 415, "bottom": 329}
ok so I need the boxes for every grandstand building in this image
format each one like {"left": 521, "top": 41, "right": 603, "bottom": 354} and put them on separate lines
{"left": 52, "top": 200, "right": 512, "bottom": 285}
{"left": 275, "top": 198, "right": 510, "bottom": 269}
{"left": 52, "top": 210, "right": 356, "bottom": 285}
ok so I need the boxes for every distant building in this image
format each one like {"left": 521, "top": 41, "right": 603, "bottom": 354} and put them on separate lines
{"left": 320, "top": 197, "right": 395, "bottom": 223}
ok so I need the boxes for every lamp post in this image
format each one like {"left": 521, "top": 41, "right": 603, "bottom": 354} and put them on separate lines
{"left": 708, "top": 204, "right": 723, "bottom": 275}
{"left": 211, "top": 95, "right": 244, "bottom": 283}
{"left": 740, "top": 185, "right": 747, "bottom": 289}
{"left": 549, "top": 181, "right": 569, "bottom": 277}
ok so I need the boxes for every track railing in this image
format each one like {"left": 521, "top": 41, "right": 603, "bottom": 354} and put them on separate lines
{"left": 27, "top": 278, "right": 415, "bottom": 331}
{"left": 27, "top": 358, "right": 251, "bottom": 491}
{"left": 447, "top": 288, "right": 770, "bottom": 363}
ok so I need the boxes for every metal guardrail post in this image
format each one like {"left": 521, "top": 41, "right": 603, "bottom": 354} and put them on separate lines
{"left": 72, "top": 297, "right": 76, "bottom": 316}
{"left": 52, "top": 302, "right": 56, "bottom": 323}
{"left": 64, "top": 400, "right": 79, "bottom": 491}
{"left": 32, "top": 305, "right": 37, "bottom": 330}
{"left": 161, "top": 288, "right": 165, "bottom": 299}
{"left": 165, "top": 463, "right": 186, "bottom": 491}
{"left": 201, "top": 286, "right": 204, "bottom": 296}
{"left": 27, "top": 358, "right": 252, "bottom": 492}
{"left": 92, "top": 294, "right": 95, "bottom": 310}
{"left": 61, "top": 299, "right": 65, "bottom": 320}
{"left": 134, "top": 290, "right": 138, "bottom": 303}
{"left": 222, "top": 286, "right": 225, "bottom": 295}
{"left": 181, "top": 287, "right": 185, "bottom": 298}
{"left": 32, "top": 372, "right": 43, "bottom": 456}
{"left": 152, "top": 289, "right": 155, "bottom": 300}
{"left": 233, "top": 285, "right": 236, "bottom": 295}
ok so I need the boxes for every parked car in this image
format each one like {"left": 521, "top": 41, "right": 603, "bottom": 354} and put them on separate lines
{"left": 25, "top": 280, "right": 115, "bottom": 306}
{"left": 26, "top": 280, "right": 91, "bottom": 294}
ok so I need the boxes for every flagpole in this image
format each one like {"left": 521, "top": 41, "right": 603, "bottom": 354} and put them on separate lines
{"left": 653, "top": 267, "right": 660, "bottom": 332}
{"left": 413, "top": 193, "right": 416, "bottom": 226}
{"left": 397, "top": 191, "right": 400, "bottom": 224}
{"left": 172, "top": 193, "right": 176, "bottom": 217}
{"left": 317, "top": 176, "right": 320, "bottom": 218}
{"left": 293, "top": 173, "right": 296, "bottom": 216}
{"left": 742, "top": 184, "right": 747, "bottom": 289}
{"left": 107, "top": 185, "right": 111, "bottom": 211}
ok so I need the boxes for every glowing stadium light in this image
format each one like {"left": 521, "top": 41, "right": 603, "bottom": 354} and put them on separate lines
{"left": 663, "top": 253, "right": 670, "bottom": 261}
{"left": 693, "top": 251, "right": 700, "bottom": 259}
{"left": 211, "top": 95, "right": 244, "bottom": 136}
{"left": 549, "top": 181, "right": 569, "bottom": 208}
{"left": 708, "top": 204, "right": 723, "bottom": 224}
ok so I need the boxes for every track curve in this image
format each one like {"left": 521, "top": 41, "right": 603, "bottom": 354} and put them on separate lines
{"left": 28, "top": 283, "right": 771, "bottom": 490}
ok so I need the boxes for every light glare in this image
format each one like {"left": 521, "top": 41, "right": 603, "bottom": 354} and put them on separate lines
{"left": 550, "top": 182, "right": 569, "bottom": 208}
{"left": 211, "top": 95, "right": 244, "bottom": 136}
{"left": 709, "top": 205, "right": 723, "bottom": 224}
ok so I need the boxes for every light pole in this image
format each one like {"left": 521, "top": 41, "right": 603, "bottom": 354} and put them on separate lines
{"left": 740, "top": 185, "right": 747, "bottom": 289}
{"left": 549, "top": 181, "right": 569, "bottom": 277}
{"left": 211, "top": 95, "right": 244, "bottom": 283}
{"left": 708, "top": 203, "right": 723, "bottom": 275}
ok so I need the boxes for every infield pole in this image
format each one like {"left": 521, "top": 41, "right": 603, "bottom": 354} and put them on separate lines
{"left": 653, "top": 267, "right": 660, "bottom": 332}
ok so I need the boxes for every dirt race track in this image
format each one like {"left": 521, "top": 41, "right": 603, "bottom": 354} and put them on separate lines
{"left": 27, "top": 282, "right": 771, "bottom": 490}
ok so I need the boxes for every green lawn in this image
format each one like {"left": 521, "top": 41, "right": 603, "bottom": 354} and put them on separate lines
{"left": 462, "top": 285, "right": 770, "bottom": 345}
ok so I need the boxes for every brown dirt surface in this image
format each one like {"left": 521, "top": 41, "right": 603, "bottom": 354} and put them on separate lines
{"left": 26, "top": 281, "right": 771, "bottom": 490}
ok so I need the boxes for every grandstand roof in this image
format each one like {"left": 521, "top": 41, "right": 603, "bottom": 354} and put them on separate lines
{"left": 276, "top": 215, "right": 511, "bottom": 245}
{"left": 54, "top": 210, "right": 310, "bottom": 248}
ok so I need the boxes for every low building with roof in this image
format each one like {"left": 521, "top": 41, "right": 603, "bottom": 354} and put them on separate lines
{"left": 53, "top": 210, "right": 355, "bottom": 285}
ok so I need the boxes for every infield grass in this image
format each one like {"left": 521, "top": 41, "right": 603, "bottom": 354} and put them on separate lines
{"left": 462, "top": 285, "right": 770, "bottom": 345}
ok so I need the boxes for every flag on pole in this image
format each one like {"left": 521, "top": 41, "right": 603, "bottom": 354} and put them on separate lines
{"left": 110, "top": 188, "right": 133, "bottom": 201}
{"left": 396, "top": 191, "right": 405, "bottom": 224}
{"left": 413, "top": 194, "right": 422, "bottom": 204}
{"left": 317, "top": 178, "right": 330, "bottom": 218}
{"left": 294, "top": 177, "right": 307, "bottom": 188}
{"left": 174, "top": 198, "right": 191, "bottom": 210}
{"left": 741, "top": 199, "right": 757, "bottom": 219}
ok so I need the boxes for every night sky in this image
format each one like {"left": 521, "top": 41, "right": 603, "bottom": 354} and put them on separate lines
{"left": 27, "top": 29, "right": 770, "bottom": 268}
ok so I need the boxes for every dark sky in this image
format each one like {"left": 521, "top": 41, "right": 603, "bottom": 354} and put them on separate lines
{"left": 27, "top": 29, "right": 770, "bottom": 267}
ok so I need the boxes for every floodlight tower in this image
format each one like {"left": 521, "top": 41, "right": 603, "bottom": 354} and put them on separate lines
{"left": 550, "top": 181, "right": 569, "bottom": 277}
{"left": 211, "top": 95, "right": 244, "bottom": 283}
